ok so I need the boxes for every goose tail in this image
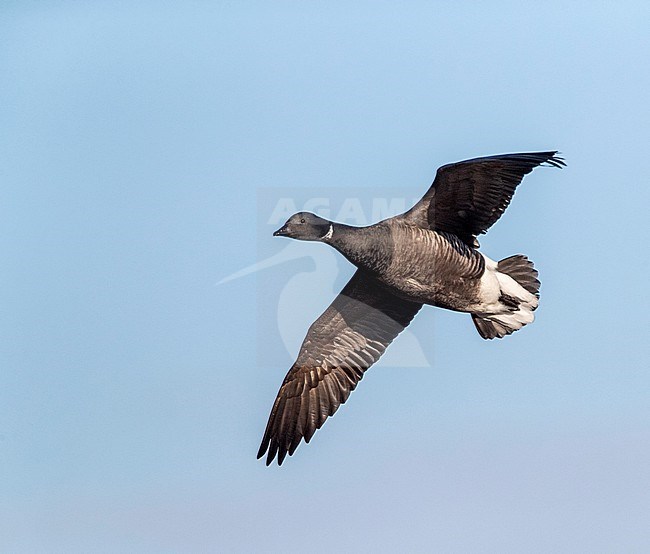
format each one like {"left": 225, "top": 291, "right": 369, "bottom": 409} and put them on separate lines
{"left": 472, "top": 255, "right": 540, "bottom": 340}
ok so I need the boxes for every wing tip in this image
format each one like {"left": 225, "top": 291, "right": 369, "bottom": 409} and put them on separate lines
{"left": 257, "top": 435, "right": 280, "bottom": 466}
{"left": 258, "top": 436, "right": 291, "bottom": 467}
{"left": 257, "top": 448, "right": 289, "bottom": 467}
{"left": 543, "top": 151, "right": 566, "bottom": 169}
{"left": 502, "top": 150, "right": 567, "bottom": 169}
{"left": 507, "top": 150, "right": 566, "bottom": 169}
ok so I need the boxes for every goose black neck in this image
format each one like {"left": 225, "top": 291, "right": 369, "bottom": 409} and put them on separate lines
{"left": 326, "top": 222, "right": 393, "bottom": 274}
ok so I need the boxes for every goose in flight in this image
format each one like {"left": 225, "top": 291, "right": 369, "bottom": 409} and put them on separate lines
{"left": 258, "top": 151, "right": 565, "bottom": 465}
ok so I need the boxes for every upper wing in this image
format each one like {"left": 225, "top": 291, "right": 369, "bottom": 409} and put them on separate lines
{"left": 257, "top": 270, "right": 422, "bottom": 466}
{"left": 401, "top": 151, "right": 565, "bottom": 246}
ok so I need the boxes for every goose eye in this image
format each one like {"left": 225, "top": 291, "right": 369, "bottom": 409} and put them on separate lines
{"left": 300, "top": 218, "right": 305, "bottom": 224}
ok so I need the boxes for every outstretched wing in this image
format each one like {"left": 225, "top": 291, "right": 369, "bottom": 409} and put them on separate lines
{"left": 258, "top": 270, "right": 422, "bottom": 466}
{"left": 401, "top": 151, "right": 565, "bottom": 246}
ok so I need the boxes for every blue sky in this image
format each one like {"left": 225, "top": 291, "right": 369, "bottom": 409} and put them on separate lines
{"left": 1, "top": 2, "right": 649, "bottom": 552}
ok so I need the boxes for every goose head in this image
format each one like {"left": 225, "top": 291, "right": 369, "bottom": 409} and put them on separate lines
{"left": 273, "top": 212, "right": 332, "bottom": 241}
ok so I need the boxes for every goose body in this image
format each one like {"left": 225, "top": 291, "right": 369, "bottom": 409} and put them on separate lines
{"left": 328, "top": 220, "right": 486, "bottom": 311}
{"left": 259, "top": 151, "right": 565, "bottom": 465}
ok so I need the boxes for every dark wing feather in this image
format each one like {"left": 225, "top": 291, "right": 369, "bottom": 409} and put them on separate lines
{"left": 402, "top": 151, "right": 565, "bottom": 246}
{"left": 257, "top": 270, "right": 422, "bottom": 466}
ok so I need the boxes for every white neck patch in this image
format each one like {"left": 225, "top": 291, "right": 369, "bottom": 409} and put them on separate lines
{"left": 322, "top": 224, "right": 334, "bottom": 240}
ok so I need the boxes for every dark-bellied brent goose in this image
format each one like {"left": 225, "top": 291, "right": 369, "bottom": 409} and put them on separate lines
{"left": 258, "top": 151, "right": 565, "bottom": 465}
